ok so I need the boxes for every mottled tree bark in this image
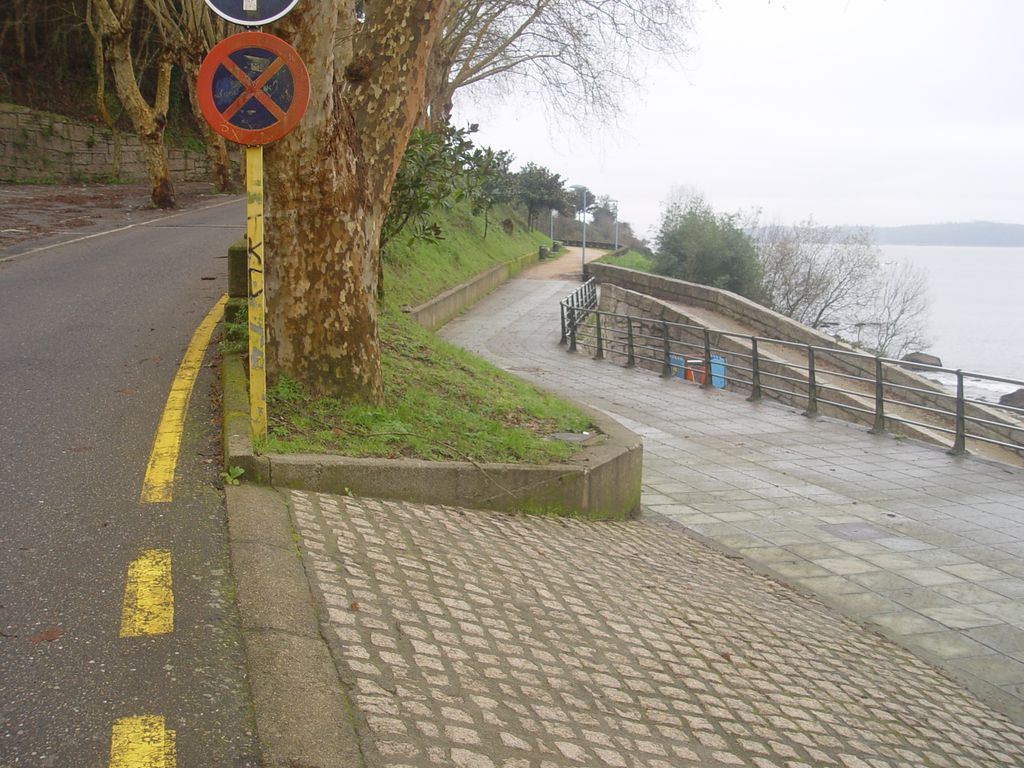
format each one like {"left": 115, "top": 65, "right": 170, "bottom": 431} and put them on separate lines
{"left": 265, "top": 0, "right": 450, "bottom": 401}
{"left": 93, "top": 0, "right": 176, "bottom": 208}
{"left": 421, "top": 45, "right": 455, "bottom": 129}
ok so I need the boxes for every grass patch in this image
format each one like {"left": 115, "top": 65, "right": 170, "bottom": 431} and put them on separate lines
{"left": 239, "top": 201, "right": 594, "bottom": 463}
{"left": 383, "top": 203, "right": 548, "bottom": 307}
{"left": 218, "top": 303, "right": 247, "bottom": 354}
{"left": 258, "top": 306, "right": 593, "bottom": 463}
{"left": 598, "top": 249, "right": 654, "bottom": 273}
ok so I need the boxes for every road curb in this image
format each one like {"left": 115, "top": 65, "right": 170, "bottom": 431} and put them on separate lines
{"left": 225, "top": 484, "right": 364, "bottom": 767}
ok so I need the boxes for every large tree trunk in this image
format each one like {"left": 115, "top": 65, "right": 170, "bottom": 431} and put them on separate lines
{"left": 265, "top": 0, "right": 450, "bottom": 401}
{"left": 86, "top": 12, "right": 123, "bottom": 179}
{"left": 420, "top": 44, "right": 455, "bottom": 130}
{"left": 266, "top": 118, "right": 384, "bottom": 400}
{"left": 96, "top": 0, "right": 176, "bottom": 208}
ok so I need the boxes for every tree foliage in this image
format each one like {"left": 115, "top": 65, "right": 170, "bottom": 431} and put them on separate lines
{"left": 383, "top": 123, "right": 513, "bottom": 249}
{"left": 653, "top": 196, "right": 761, "bottom": 298}
{"left": 513, "top": 162, "right": 570, "bottom": 229}
{"left": 0, "top": 0, "right": 94, "bottom": 105}
{"left": 465, "top": 143, "right": 515, "bottom": 236}
{"left": 754, "top": 221, "right": 929, "bottom": 357}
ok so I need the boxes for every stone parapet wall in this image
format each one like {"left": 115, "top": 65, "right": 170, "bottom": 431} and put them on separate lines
{"left": 589, "top": 262, "right": 832, "bottom": 346}
{"left": 0, "top": 102, "right": 211, "bottom": 184}
{"left": 595, "top": 284, "right": 921, "bottom": 435}
{"left": 588, "top": 263, "right": 1024, "bottom": 458}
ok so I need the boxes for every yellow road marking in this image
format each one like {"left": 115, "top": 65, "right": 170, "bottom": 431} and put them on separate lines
{"left": 120, "top": 549, "right": 173, "bottom": 637}
{"left": 141, "top": 294, "right": 227, "bottom": 503}
{"left": 109, "top": 715, "right": 176, "bottom": 768}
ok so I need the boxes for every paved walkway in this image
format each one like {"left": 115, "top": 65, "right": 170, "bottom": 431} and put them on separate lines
{"left": 438, "top": 275, "right": 1024, "bottom": 725}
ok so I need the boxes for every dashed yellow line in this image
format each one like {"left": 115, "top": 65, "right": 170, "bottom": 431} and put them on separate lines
{"left": 120, "top": 549, "right": 173, "bottom": 638}
{"left": 141, "top": 294, "right": 227, "bottom": 503}
{"left": 109, "top": 715, "right": 176, "bottom": 768}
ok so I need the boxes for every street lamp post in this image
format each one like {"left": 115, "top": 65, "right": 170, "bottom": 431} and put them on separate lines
{"left": 550, "top": 209, "right": 555, "bottom": 247}
{"left": 610, "top": 199, "right": 619, "bottom": 250}
{"left": 580, "top": 188, "right": 588, "bottom": 278}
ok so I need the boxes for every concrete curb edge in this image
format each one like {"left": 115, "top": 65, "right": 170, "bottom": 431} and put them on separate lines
{"left": 221, "top": 354, "right": 643, "bottom": 521}
{"left": 225, "top": 484, "right": 366, "bottom": 768}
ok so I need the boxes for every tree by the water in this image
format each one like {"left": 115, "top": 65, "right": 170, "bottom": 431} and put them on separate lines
{"left": 653, "top": 196, "right": 761, "bottom": 299}
{"left": 754, "top": 221, "right": 929, "bottom": 357}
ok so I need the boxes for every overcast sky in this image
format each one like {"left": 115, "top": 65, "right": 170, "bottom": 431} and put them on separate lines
{"left": 452, "top": 0, "right": 1024, "bottom": 239}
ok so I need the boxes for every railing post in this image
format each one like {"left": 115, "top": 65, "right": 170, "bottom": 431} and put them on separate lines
{"left": 804, "top": 346, "right": 818, "bottom": 416}
{"left": 870, "top": 356, "right": 886, "bottom": 434}
{"left": 950, "top": 369, "right": 967, "bottom": 455}
{"left": 701, "top": 328, "right": 713, "bottom": 390}
{"left": 594, "top": 312, "right": 604, "bottom": 360}
{"left": 559, "top": 303, "right": 567, "bottom": 345}
{"left": 625, "top": 317, "right": 636, "bottom": 368}
{"left": 748, "top": 337, "right": 762, "bottom": 401}
{"left": 568, "top": 307, "right": 578, "bottom": 353}
{"left": 661, "top": 321, "right": 672, "bottom": 378}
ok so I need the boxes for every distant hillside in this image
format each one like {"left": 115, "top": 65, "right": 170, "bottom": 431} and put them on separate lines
{"left": 867, "top": 221, "right": 1024, "bottom": 247}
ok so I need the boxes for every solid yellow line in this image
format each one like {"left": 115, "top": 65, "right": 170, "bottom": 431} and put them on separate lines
{"left": 109, "top": 715, "right": 176, "bottom": 768}
{"left": 120, "top": 549, "right": 173, "bottom": 637}
{"left": 141, "top": 294, "right": 227, "bottom": 503}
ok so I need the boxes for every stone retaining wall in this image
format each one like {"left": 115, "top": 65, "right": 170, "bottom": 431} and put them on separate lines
{"left": 0, "top": 102, "right": 211, "bottom": 183}
{"left": 404, "top": 249, "right": 539, "bottom": 331}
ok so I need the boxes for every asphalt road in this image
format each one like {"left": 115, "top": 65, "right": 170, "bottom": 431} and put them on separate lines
{"left": 0, "top": 198, "right": 259, "bottom": 766}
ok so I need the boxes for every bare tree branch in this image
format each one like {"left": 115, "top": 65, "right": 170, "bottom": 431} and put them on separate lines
{"left": 423, "top": 0, "right": 694, "bottom": 126}
{"left": 754, "top": 221, "right": 931, "bottom": 357}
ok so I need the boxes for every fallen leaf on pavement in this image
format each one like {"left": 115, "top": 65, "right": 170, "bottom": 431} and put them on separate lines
{"left": 30, "top": 627, "right": 64, "bottom": 643}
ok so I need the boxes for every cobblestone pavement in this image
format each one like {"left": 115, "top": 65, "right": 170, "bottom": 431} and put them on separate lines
{"left": 438, "top": 276, "right": 1024, "bottom": 723}
{"left": 291, "top": 490, "right": 1024, "bottom": 767}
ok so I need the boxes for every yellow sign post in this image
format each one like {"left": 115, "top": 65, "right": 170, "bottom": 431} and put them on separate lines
{"left": 246, "top": 146, "right": 267, "bottom": 441}
{"left": 198, "top": 32, "right": 308, "bottom": 445}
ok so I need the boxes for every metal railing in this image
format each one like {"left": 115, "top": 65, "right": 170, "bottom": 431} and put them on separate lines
{"left": 559, "top": 279, "right": 598, "bottom": 350}
{"left": 559, "top": 281, "right": 1024, "bottom": 460}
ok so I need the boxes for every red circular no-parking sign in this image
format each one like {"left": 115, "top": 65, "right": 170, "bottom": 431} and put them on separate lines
{"left": 197, "top": 32, "right": 309, "bottom": 146}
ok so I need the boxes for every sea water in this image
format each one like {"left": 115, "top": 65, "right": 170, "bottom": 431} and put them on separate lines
{"left": 880, "top": 245, "right": 1024, "bottom": 402}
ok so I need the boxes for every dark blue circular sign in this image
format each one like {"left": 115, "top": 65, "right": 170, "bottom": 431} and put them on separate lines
{"left": 213, "top": 47, "right": 295, "bottom": 130}
{"left": 203, "top": 0, "right": 299, "bottom": 26}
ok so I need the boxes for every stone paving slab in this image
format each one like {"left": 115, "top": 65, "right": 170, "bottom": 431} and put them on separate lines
{"left": 438, "top": 277, "right": 1024, "bottom": 723}
{"left": 290, "top": 490, "right": 1024, "bottom": 767}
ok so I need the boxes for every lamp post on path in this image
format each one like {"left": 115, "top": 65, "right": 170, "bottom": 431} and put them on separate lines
{"left": 571, "top": 185, "right": 589, "bottom": 279}
{"left": 610, "top": 198, "right": 619, "bottom": 250}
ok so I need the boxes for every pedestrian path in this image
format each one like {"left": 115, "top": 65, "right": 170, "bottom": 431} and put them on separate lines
{"left": 439, "top": 276, "right": 1024, "bottom": 724}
